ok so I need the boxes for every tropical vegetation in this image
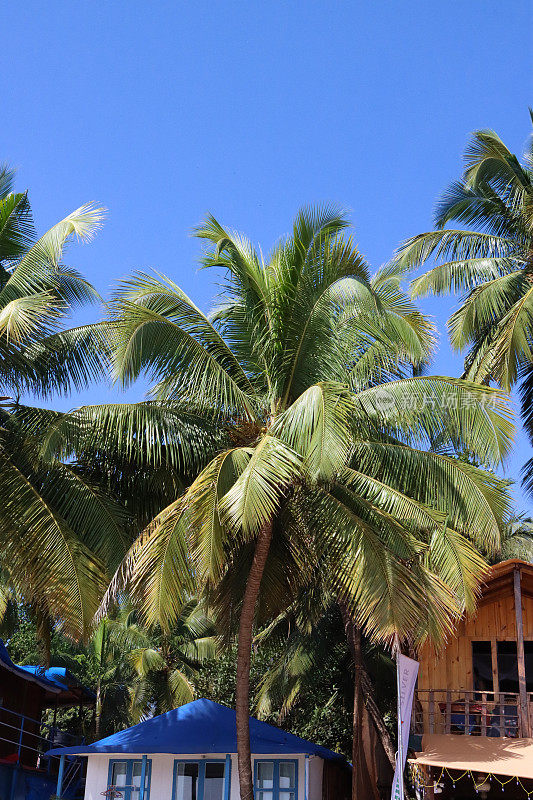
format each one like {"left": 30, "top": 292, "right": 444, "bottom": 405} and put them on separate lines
{"left": 0, "top": 165, "right": 128, "bottom": 643}
{"left": 0, "top": 141, "right": 531, "bottom": 800}
{"left": 392, "top": 115, "right": 533, "bottom": 489}
{"left": 41, "top": 207, "right": 515, "bottom": 800}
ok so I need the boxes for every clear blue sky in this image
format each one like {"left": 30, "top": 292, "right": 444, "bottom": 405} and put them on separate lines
{"left": 2, "top": 1, "right": 532, "bottom": 510}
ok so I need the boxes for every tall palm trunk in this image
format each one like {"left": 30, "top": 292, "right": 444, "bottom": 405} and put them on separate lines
{"left": 340, "top": 603, "right": 396, "bottom": 799}
{"left": 236, "top": 521, "right": 273, "bottom": 800}
{"left": 359, "top": 668, "right": 396, "bottom": 769}
{"left": 349, "top": 622, "right": 364, "bottom": 800}
{"left": 95, "top": 684, "right": 102, "bottom": 739}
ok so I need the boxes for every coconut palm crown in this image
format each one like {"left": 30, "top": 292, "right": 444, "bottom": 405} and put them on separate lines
{"left": 0, "top": 165, "right": 124, "bottom": 640}
{"left": 390, "top": 116, "right": 533, "bottom": 486}
{"left": 45, "top": 206, "right": 513, "bottom": 800}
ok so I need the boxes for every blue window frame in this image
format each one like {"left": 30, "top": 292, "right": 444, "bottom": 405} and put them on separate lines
{"left": 107, "top": 758, "right": 152, "bottom": 800}
{"left": 172, "top": 758, "right": 229, "bottom": 800}
{"left": 253, "top": 760, "right": 298, "bottom": 800}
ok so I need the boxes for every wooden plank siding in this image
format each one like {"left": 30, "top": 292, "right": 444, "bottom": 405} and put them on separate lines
{"left": 417, "top": 562, "right": 533, "bottom": 736}
{"left": 418, "top": 591, "right": 533, "bottom": 694}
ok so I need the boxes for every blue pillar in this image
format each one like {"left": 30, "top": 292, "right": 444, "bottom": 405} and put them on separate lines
{"left": 224, "top": 754, "right": 231, "bottom": 800}
{"left": 56, "top": 755, "right": 66, "bottom": 798}
{"left": 139, "top": 754, "right": 148, "bottom": 800}
{"left": 304, "top": 754, "right": 309, "bottom": 800}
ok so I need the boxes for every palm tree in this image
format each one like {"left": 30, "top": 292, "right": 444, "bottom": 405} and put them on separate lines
{"left": 123, "top": 599, "right": 217, "bottom": 721}
{"left": 0, "top": 165, "right": 124, "bottom": 639}
{"left": 255, "top": 584, "right": 396, "bottom": 775}
{"left": 48, "top": 207, "right": 513, "bottom": 800}
{"left": 492, "top": 514, "right": 533, "bottom": 563}
{"left": 90, "top": 615, "right": 134, "bottom": 738}
{"left": 389, "top": 115, "right": 533, "bottom": 486}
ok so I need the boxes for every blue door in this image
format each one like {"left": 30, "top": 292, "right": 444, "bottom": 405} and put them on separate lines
{"left": 108, "top": 759, "right": 151, "bottom": 800}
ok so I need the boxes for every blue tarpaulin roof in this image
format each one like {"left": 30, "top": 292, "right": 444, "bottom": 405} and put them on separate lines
{"left": 46, "top": 698, "right": 344, "bottom": 761}
{"left": 19, "top": 665, "right": 96, "bottom": 700}
{"left": 0, "top": 640, "right": 61, "bottom": 693}
{"left": 0, "top": 639, "right": 95, "bottom": 703}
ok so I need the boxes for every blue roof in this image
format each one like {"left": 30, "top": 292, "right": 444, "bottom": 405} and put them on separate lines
{"left": 19, "top": 665, "right": 96, "bottom": 701}
{"left": 0, "top": 640, "right": 61, "bottom": 693}
{"left": 47, "top": 698, "right": 344, "bottom": 761}
{"left": 0, "top": 639, "right": 95, "bottom": 702}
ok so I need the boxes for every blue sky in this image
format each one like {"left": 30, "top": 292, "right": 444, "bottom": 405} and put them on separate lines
{"left": 2, "top": 1, "right": 532, "bottom": 510}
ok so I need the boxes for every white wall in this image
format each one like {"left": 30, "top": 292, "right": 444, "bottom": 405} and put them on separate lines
{"left": 83, "top": 751, "right": 325, "bottom": 800}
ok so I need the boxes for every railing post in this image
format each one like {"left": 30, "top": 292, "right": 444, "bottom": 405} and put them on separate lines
{"left": 464, "top": 694, "right": 470, "bottom": 735}
{"left": 481, "top": 692, "right": 487, "bottom": 737}
{"left": 139, "top": 754, "right": 148, "bottom": 800}
{"left": 16, "top": 715, "right": 24, "bottom": 762}
{"left": 429, "top": 690, "right": 434, "bottom": 734}
{"left": 445, "top": 691, "right": 451, "bottom": 734}
{"left": 56, "top": 754, "right": 66, "bottom": 799}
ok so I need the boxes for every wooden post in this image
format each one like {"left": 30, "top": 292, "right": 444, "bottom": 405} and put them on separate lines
{"left": 56, "top": 754, "right": 66, "bottom": 799}
{"left": 425, "top": 767, "right": 434, "bottom": 800}
{"left": 491, "top": 639, "right": 499, "bottom": 697}
{"left": 513, "top": 567, "right": 531, "bottom": 738}
{"left": 429, "top": 691, "right": 435, "bottom": 734}
{"left": 445, "top": 691, "right": 451, "bottom": 734}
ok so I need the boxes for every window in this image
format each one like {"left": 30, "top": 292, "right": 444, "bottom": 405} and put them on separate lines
{"left": 173, "top": 760, "right": 227, "bottom": 800}
{"left": 254, "top": 760, "right": 297, "bottom": 800}
{"left": 108, "top": 759, "right": 151, "bottom": 800}
{"left": 497, "top": 642, "right": 519, "bottom": 693}
{"left": 472, "top": 641, "right": 533, "bottom": 694}
{"left": 472, "top": 641, "right": 492, "bottom": 691}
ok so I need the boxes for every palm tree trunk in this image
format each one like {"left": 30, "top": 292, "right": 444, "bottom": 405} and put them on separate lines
{"left": 35, "top": 608, "right": 51, "bottom": 668}
{"left": 236, "top": 521, "right": 273, "bottom": 800}
{"left": 351, "top": 624, "right": 364, "bottom": 800}
{"left": 359, "top": 669, "right": 396, "bottom": 769}
{"left": 339, "top": 602, "right": 396, "bottom": 799}
{"left": 95, "top": 684, "right": 102, "bottom": 739}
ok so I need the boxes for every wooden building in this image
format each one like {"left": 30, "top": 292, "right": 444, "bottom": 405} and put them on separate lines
{"left": 411, "top": 560, "right": 533, "bottom": 799}
{"left": 0, "top": 640, "right": 94, "bottom": 800}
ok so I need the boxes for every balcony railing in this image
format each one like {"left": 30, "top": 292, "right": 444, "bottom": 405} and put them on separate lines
{"left": 0, "top": 703, "right": 83, "bottom": 768}
{"left": 413, "top": 690, "right": 533, "bottom": 738}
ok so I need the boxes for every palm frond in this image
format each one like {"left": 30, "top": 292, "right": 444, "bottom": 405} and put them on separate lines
{"left": 217, "top": 436, "right": 301, "bottom": 537}
{"left": 0, "top": 192, "right": 35, "bottom": 264}
{"left": 0, "top": 449, "right": 107, "bottom": 638}
{"left": 0, "top": 204, "right": 104, "bottom": 308}
{"left": 354, "top": 377, "right": 514, "bottom": 465}
{"left": 271, "top": 383, "right": 354, "bottom": 482}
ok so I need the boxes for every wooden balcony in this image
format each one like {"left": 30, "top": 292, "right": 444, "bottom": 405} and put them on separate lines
{"left": 413, "top": 690, "right": 533, "bottom": 739}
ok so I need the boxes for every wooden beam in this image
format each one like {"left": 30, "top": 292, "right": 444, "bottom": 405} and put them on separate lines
{"left": 490, "top": 638, "right": 501, "bottom": 735}
{"left": 513, "top": 567, "right": 531, "bottom": 737}
{"left": 491, "top": 638, "right": 499, "bottom": 697}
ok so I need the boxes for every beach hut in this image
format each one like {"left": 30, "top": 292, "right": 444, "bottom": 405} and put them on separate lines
{"left": 410, "top": 560, "right": 533, "bottom": 799}
{"left": 47, "top": 698, "right": 351, "bottom": 800}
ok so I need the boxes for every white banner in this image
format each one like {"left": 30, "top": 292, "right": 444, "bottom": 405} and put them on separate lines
{"left": 391, "top": 654, "right": 419, "bottom": 800}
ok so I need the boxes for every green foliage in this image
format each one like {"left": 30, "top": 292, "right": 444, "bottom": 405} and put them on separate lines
{"left": 0, "top": 168, "right": 128, "bottom": 639}
{"left": 51, "top": 205, "right": 515, "bottom": 652}
{"left": 390, "top": 114, "right": 533, "bottom": 490}
{"left": 195, "top": 637, "right": 356, "bottom": 758}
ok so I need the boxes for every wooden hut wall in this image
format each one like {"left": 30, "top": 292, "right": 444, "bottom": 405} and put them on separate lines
{"left": 418, "top": 591, "right": 533, "bottom": 694}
